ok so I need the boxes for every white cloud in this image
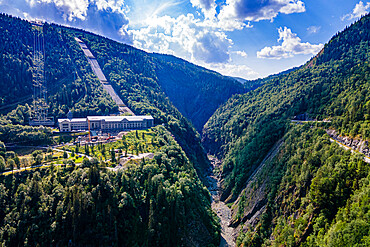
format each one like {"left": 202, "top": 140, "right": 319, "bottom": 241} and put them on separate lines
{"left": 307, "top": 25, "right": 321, "bottom": 34}
{"left": 202, "top": 63, "right": 259, "bottom": 79}
{"left": 95, "top": 0, "right": 129, "bottom": 15}
{"left": 190, "top": 0, "right": 217, "bottom": 19}
{"left": 257, "top": 27, "right": 323, "bottom": 59}
{"left": 26, "top": 0, "right": 90, "bottom": 21}
{"left": 25, "top": 0, "right": 129, "bottom": 21}
{"left": 342, "top": 1, "right": 370, "bottom": 21}
{"left": 128, "top": 13, "right": 260, "bottom": 78}
{"left": 218, "top": 0, "right": 305, "bottom": 26}
{"left": 129, "top": 14, "right": 233, "bottom": 64}
{"left": 234, "top": 50, "right": 248, "bottom": 57}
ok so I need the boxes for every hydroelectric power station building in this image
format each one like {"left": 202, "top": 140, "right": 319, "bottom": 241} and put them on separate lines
{"left": 58, "top": 115, "right": 154, "bottom": 132}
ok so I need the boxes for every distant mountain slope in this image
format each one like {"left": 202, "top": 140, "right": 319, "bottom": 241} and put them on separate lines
{"left": 152, "top": 53, "right": 246, "bottom": 132}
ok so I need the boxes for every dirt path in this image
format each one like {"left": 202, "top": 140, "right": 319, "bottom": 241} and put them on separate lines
{"left": 208, "top": 157, "right": 236, "bottom": 247}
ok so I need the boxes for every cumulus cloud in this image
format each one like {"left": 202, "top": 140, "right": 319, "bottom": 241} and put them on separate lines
{"left": 190, "top": 0, "right": 216, "bottom": 19}
{"left": 1, "top": 0, "right": 132, "bottom": 43}
{"left": 25, "top": 0, "right": 90, "bottom": 21}
{"left": 129, "top": 14, "right": 233, "bottom": 64}
{"left": 235, "top": 50, "right": 248, "bottom": 57}
{"left": 342, "top": 1, "right": 370, "bottom": 21}
{"left": 218, "top": 0, "right": 305, "bottom": 26}
{"left": 127, "top": 13, "right": 261, "bottom": 78}
{"left": 257, "top": 27, "right": 323, "bottom": 59}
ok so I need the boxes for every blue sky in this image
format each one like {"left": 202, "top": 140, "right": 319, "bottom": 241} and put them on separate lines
{"left": 0, "top": 0, "right": 368, "bottom": 79}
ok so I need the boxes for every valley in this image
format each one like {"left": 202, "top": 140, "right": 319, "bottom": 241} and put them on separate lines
{"left": 0, "top": 10, "right": 370, "bottom": 247}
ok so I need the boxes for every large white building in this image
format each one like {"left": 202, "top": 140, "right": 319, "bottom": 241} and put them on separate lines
{"left": 58, "top": 115, "right": 154, "bottom": 132}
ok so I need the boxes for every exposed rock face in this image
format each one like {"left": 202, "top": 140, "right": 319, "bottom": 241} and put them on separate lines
{"left": 326, "top": 129, "right": 370, "bottom": 157}
{"left": 226, "top": 139, "right": 283, "bottom": 237}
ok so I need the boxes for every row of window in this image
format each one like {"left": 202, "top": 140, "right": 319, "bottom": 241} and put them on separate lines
{"left": 61, "top": 121, "right": 149, "bottom": 131}
{"left": 102, "top": 122, "right": 143, "bottom": 129}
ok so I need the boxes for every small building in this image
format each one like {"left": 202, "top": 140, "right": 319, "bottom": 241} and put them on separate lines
{"left": 58, "top": 115, "right": 154, "bottom": 132}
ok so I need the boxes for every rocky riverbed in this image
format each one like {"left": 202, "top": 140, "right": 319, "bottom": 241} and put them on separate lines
{"left": 208, "top": 156, "right": 237, "bottom": 247}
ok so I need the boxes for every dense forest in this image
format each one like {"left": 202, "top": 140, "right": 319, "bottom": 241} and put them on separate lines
{"left": 0, "top": 126, "right": 220, "bottom": 246}
{"left": 237, "top": 125, "right": 370, "bottom": 246}
{"left": 202, "top": 13, "right": 370, "bottom": 245}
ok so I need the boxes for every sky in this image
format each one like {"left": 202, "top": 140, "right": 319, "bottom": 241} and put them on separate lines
{"left": 0, "top": 0, "right": 368, "bottom": 79}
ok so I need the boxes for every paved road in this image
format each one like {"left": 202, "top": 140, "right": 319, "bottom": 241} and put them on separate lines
{"left": 329, "top": 138, "right": 370, "bottom": 163}
{"left": 0, "top": 146, "right": 92, "bottom": 175}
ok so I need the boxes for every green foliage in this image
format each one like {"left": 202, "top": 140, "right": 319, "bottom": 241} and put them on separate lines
{"left": 0, "top": 13, "right": 229, "bottom": 180}
{"left": 0, "top": 118, "right": 52, "bottom": 145}
{"left": 0, "top": 126, "right": 220, "bottom": 246}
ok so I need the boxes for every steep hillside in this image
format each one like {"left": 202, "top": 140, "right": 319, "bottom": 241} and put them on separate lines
{"left": 236, "top": 125, "right": 370, "bottom": 246}
{"left": 202, "top": 14, "right": 370, "bottom": 245}
{"left": 0, "top": 14, "right": 118, "bottom": 117}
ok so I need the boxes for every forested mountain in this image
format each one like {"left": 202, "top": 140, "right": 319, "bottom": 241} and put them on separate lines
{"left": 0, "top": 13, "right": 245, "bottom": 131}
{"left": 202, "top": 14, "right": 370, "bottom": 245}
{"left": 0, "top": 13, "right": 233, "bottom": 246}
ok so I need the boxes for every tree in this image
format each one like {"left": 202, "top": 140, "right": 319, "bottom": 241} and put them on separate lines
{"left": 7, "top": 158, "right": 15, "bottom": 173}
{"left": 102, "top": 144, "right": 106, "bottom": 159}
{"left": 85, "top": 144, "right": 89, "bottom": 155}
{"left": 14, "top": 154, "right": 20, "bottom": 170}
{"left": 110, "top": 149, "right": 116, "bottom": 163}
{"left": 82, "top": 157, "right": 91, "bottom": 168}
{"left": 5, "top": 151, "right": 15, "bottom": 159}
{"left": 21, "top": 157, "right": 29, "bottom": 169}
{"left": 34, "top": 154, "right": 43, "bottom": 166}
{"left": 0, "top": 141, "right": 5, "bottom": 152}
{"left": 0, "top": 156, "right": 5, "bottom": 172}
{"left": 32, "top": 150, "right": 43, "bottom": 160}
{"left": 68, "top": 159, "right": 76, "bottom": 168}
